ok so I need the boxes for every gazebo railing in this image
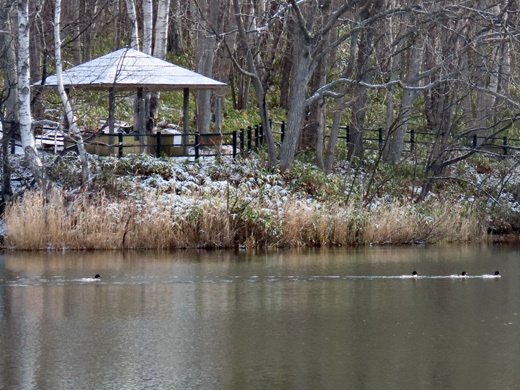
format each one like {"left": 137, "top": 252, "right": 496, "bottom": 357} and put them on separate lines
{"left": 70, "top": 124, "right": 268, "bottom": 160}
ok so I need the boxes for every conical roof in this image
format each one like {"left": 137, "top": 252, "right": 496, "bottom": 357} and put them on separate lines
{"left": 36, "top": 47, "right": 226, "bottom": 91}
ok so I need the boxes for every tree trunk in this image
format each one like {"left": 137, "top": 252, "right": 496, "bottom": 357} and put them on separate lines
{"left": 142, "top": 0, "right": 153, "bottom": 54}
{"left": 232, "top": 0, "right": 277, "bottom": 166}
{"left": 18, "top": 0, "right": 49, "bottom": 189}
{"left": 0, "top": 0, "right": 17, "bottom": 203}
{"left": 383, "top": 44, "right": 422, "bottom": 163}
{"left": 150, "top": 0, "right": 171, "bottom": 123}
{"left": 73, "top": 0, "right": 82, "bottom": 64}
{"left": 83, "top": 0, "right": 98, "bottom": 61}
{"left": 124, "top": 0, "right": 139, "bottom": 48}
{"left": 194, "top": 0, "right": 216, "bottom": 135}
{"left": 324, "top": 33, "right": 358, "bottom": 173}
{"left": 54, "top": 0, "right": 90, "bottom": 187}
{"left": 280, "top": 34, "right": 312, "bottom": 171}
{"left": 168, "top": 0, "right": 183, "bottom": 53}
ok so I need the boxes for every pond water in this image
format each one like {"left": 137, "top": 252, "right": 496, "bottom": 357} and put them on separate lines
{"left": 1, "top": 245, "right": 519, "bottom": 389}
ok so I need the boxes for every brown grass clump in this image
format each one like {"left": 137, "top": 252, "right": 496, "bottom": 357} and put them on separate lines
{"left": 3, "top": 190, "right": 485, "bottom": 250}
{"left": 4, "top": 190, "right": 239, "bottom": 250}
{"left": 362, "top": 201, "right": 485, "bottom": 245}
{"left": 5, "top": 190, "right": 134, "bottom": 250}
{"left": 279, "top": 199, "right": 362, "bottom": 246}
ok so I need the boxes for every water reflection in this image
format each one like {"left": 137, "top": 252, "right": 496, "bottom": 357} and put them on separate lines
{"left": 1, "top": 245, "right": 519, "bottom": 389}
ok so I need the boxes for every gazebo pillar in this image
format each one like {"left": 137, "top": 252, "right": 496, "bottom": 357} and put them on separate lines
{"left": 183, "top": 88, "right": 189, "bottom": 155}
{"left": 133, "top": 87, "right": 146, "bottom": 153}
{"left": 108, "top": 87, "right": 115, "bottom": 155}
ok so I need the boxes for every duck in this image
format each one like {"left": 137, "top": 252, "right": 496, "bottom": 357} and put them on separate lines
{"left": 412, "top": 271, "right": 418, "bottom": 277}
{"left": 495, "top": 271, "right": 500, "bottom": 276}
{"left": 94, "top": 274, "right": 101, "bottom": 279}
{"left": 461, "top": 271, "right": 467, "bottom": 277}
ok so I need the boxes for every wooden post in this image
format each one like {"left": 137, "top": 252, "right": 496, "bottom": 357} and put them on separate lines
{"left": 254, "top": 125, "right": 259, "bottom": 150}
{"left": 194, "top": 132, "right": 200, "bottom": 160}
{"left": 214, "top": 97, "right": 223, "bottom": 158}
{"left": 156, "top": 131, "right": 162, "bottom": 157}
{"left": 410, "top": 129, "right": 415, "bottom": 151}
{"left": 214, "top": 97, "right": 222, "bottom": 134}
{"left": 281, "top": 121, "right": 285, "bottom": 142}
{"left": 378, "top": 128, "right": 383, "bottom": 150}
{"left": 183, "top": 88, "right": 190, "bottom": 155}
{"left": 118, "top": 132, "right": 123, "bottom": 158}
{"left": 136, "top": 87, "right": 146, "bottom": 154}
{"left": 240, "top": 129, "right": 244, "bottom": 155}
{"left": 503, "top": 136, "right": 508, "bottom": 156}
{"left": 247, "top": 126, "right": 252, "bottom": 152}
{"left": 232, "top": 130, "right": 237, "bottom": 158}
{"left": 108, "top": 87, "right": 115, "bottom": 155}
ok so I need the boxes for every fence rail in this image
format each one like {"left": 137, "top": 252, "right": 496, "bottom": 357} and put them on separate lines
{"left": 12, "top": 120, "right": 520, "bottom": 160}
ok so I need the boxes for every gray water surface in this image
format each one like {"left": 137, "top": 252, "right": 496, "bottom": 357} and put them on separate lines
{"left": 0, "top": 245, "right": 519, "bottom": 389}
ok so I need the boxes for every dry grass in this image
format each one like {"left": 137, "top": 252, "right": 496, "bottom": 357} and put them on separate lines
{"left": 362, "top": 201, "right": 485, "bottom": 245}
{"left": 3, "top": 190, "right": 485, "bottom": 250}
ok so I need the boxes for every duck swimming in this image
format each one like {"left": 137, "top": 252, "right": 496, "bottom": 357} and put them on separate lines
{"left": 495, "top": 271, "right": 500, "bottom": 276}
{"left": 412, "top": 271, "right": 418, "bottom": 277}
{"left": 81, "top": 274, "right": 101, "bottom": 282}
{"left": 461, "top": 271, "right": 467, "bottom": 277}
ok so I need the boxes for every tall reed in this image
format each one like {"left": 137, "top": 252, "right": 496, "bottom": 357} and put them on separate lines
{"left": 3, "top": 190, "right": 485, "bottom": 250}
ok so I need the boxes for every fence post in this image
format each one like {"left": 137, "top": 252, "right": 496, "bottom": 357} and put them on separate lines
{"left": 281, "top": 121, "right": 285, "bottom": 142}
{"left": 254, "top": 125, "right": 259, "bottom": 150}
{"left": 10, "top": 138, "right": 15, "bottom": 154}
{"left": 195, "top": 133, "right": 200, "bottom": 160}
{"left": 118, "top": 133, "right": 123, "bottom": 158}
{"left": 247, "top": 126, "right": 252, "bottom": 152}
{"left": 503, "top": 136, "right": 508, "bottom": 156}
{"left": 410, "top": 129, "right": 414, "bottom": 152}
{"left": 259, "top": 123, "right": 264, "bottom": 145}
{"left": 346, "top": 125, "right": 350, "bottom": 147}
{"left": 378, "top": 128, "right": 383, "bottom": 150}
{"left": 232, "top": 131, "right": 237, "bottom": 158}
{"left": 240, "top": 128, "right": 245, "bottom": 155}
{"left": 473, "top": 134, "right": 478, "bottom": 148}
{"left": 156, "top": 131, "right": 161, "bottom": 157}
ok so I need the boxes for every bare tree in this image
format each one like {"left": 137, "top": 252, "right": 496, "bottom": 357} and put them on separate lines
{"left": 17, "top": 0, "right": 49, "bottom": 189}
{"left": 231, "top": 0, "right": 277, "bottom": 166}
{"left": 0, "top": 0, "right": 18, "bottom": 204}
{"left": 54, "top": 0, "right": 90, "bottom": 187}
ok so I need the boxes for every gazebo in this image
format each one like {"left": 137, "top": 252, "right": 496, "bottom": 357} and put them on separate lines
{"left": 36, "top": 47, "right": 226, "bottom": 154}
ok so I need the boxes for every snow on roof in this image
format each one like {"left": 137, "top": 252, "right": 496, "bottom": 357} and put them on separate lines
{"left": 35, "top": 47, "right": 226, "bottom": 91}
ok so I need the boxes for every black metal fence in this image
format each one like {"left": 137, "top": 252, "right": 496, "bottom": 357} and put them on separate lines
{"left": 18, "top": 121, "right": 520, "bottom": 159}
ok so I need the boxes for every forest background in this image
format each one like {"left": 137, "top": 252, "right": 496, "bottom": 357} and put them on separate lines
{"left": 1, "top": 0, "right": 520, "bottom": 249}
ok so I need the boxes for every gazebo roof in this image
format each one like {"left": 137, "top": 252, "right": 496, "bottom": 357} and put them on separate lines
{"left": 36, "top": 47, "right": 226, "bottom": 91}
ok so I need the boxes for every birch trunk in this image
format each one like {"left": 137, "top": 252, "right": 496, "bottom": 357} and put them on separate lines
{"left": 54, "top": 0, "right": 90, "bottom": 187}
{"left": 18, "top": 0, "right": 49, "bottom": 190}
{"left": 142, "top": 0, "right": 153, "bottom": 54}
{"left": 154, "top": 0, "right": 170, "bottom": 58}
{"left": 150, "top": 0, "right": 171, "bottom": 120}
{"left": 124, "top": 0, "right": 139, "bottom": 48}
{"left": 0, "top": 0, "right": 17, "bottom": 202}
